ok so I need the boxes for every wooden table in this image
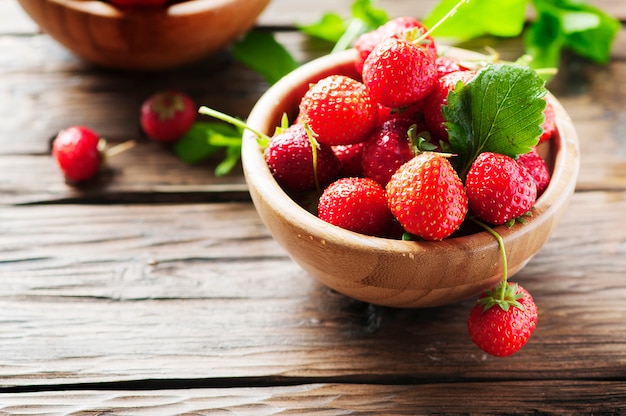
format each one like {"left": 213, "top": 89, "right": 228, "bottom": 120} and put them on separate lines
{"left": 1, "top": 0, "right": 625, "bottom": 413}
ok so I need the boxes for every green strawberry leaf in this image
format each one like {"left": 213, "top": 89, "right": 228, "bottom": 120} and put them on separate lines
{"left": 298, "top": 13, "right": 347, "bottom": 43}
{"left": 444, "top": 64, "right": 547, "bottom": 179}
{"left": 298, "top": 0, "right": 388, "bottom": 52}
{"left": 524, "top": 0, "right": 620, "bottom": 69}
{"left": 423, "top": 0, "right": 528, "bottom": 40}
{"left": 173, "top": 121, "right": 243, "bottom": 175}
{"left": 232, "top": 30, "right": 299, "bottom": 85}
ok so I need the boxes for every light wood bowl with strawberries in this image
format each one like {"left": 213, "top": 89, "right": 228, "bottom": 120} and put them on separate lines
{"left": 241, "top": 48, "right": 580, "bottom": 308}
{"left": 17, "top": 0, "right": 269, "bottom": 71}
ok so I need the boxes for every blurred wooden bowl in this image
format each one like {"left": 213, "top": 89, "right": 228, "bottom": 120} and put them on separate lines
{"left": 241, "top": 48, "right": 580, "bottom": 308}
{"left": 17, "top": 0, "right": 269, "bottom": 70}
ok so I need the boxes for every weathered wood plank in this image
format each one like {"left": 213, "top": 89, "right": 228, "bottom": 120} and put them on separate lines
{"left": 0, "top": 191, "right": 624, "bottom": 387}
{"left": 0, "top": 33, "right": 624, "bottom": 204}
{"left": 1, "top": 381, "right": 625, "bottom": 414}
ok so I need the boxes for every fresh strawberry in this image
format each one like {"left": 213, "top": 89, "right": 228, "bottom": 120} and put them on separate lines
{"left": 465, "top": 152, "right": 538, "bottom": 225}
{"left": 354, "top": 17, "right": 436, "bottom": 74}
{"left": 297, "top": 75, "right": 378, "bottom": 146}
{"left": 333, "top": 142, "right": 366, "bottom": 178}
{"left": 435, "top": 55, "right": 464, "bottom": 77}
{"left": 516, "top": 147, "right": 551, "bottom": 196}
{"left": 140, "top": 90, "right": 196, "bottom": 142}
{"left": 423, "top": 70, "right": 477, "bottom": 141}
{"left": 264, "top": 124, "right": 340, "bottom": 192}
{"left": 52, "top": 126, "right": 102, "bottom": 182}
{"left": 318, "top": 177, "right": 392, "bottom": 237}
{"left": 468, "top": 282, "right": 538, "bottom": 357}
{"left": 362, "top": 36, "right": 438, "bottom": 109}
{"left": 386, "top": 152, "right": 468, "bottom": 240}
{"left": 361, "top": 118, "right": 420, "bottom": 186}
{"left": 539, "top": 97, "right": 556, "bottom": 143}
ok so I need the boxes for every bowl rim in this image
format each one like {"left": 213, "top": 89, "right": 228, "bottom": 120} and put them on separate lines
{"left": 242, "top": 48, "right": 580, "bottom": 255}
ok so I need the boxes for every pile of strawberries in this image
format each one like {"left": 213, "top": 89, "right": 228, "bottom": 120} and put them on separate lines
{"left": 264, "top": 16, "right": 554, "bottom": 242}
{"left": 263, "top": 16, "right": 554, "bottom": 357}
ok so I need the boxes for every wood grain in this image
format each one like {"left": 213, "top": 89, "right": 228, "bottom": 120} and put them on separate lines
{"left": 0, "top": 192, "right": 624, "bottom": 388}
{"left": 1, "top": 381, "right": 625, "bottom": 414}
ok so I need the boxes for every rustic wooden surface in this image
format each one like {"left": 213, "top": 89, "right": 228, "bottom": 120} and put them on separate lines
{"left": 1, "top": 0, "right": 625, "bottom": 413}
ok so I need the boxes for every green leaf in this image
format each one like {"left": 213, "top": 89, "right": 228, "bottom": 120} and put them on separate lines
{"left": 215, "top": 144, "right": 243, "bottom": 177}
{"left": 350, "top": 0, "right": 389, "bottom": 29}
{"left": 525, "top": 0, "right": 620, "bottom": 68}
{"left": 298, "top": 13, "right": 347, "bottom": 43}
{"left": 523, "top": 11, "right": 566, "bottom": 69}
{"left": 423, "top": 0, "right": 527, "bottom": 40}
{"left": 232, "top": 30, "right": 299, "bottom": 85}
{"left": 444, "top": 64, "right": 547, "bottom": 178}
{"left": 173, "top": 122, "right": 223, "bottom": 164}
{"left": 298, "top": 0, "right": 389, "bottom": 53}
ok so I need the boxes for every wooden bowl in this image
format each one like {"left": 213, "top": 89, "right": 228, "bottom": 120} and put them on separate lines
{"left": 241, "top": 48, "right": 580, "bottom": 308}
{"left": 17, "top": 0, "right": 269, "bottom": 71}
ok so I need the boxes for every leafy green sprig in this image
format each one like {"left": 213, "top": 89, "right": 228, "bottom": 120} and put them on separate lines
{"left": 176, "top": 0, "right": 618, "bottom": 176}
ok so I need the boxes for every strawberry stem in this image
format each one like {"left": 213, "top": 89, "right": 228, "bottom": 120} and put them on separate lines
{"left": 416, "top": 0, "right": 470, "bottom": 44}
{"left": 470, "top": 217, "right": 509, "bottom": 301}
{"left": 104, "top": 139, "right": 137, "bottom": 159}
{"left": 303, "top": 123, "right": 322, "bottom": 194}
{"left": 199, "top": 106, "right": 269, "bottom": 142}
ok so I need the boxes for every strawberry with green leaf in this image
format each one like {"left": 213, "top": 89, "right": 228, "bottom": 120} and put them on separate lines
{"left": 467, "top": 220, "right": 538, "bottom": 357}
{"left": 444, "top": 63, "right": 548, "bottom": 179}
{"left": 468, "top": 281, "right": 538, "bottom": 357}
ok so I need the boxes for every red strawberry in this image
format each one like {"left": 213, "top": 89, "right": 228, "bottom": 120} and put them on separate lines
{"left": 140, "top": 90, "right": 196, "bottom": 142}
{"left": 423, "top": 70, "right": 477, "bottom": 141}
{"left": 52, "top": 126, "right": 102, "bottom": 182}
{"left": 468, "top": 282, "right": 538, "bottom": 357}
{"left": 435, "top": 55, "right": 464, "bottom": 77}
{"left": 539, "top": 97, "right": 556, "bottom": 143}
{"left": 297, "top": 75, "right": 378, "bottom": 146}
{"left": 318, "top": 177, "right": 392, "bottom": 237}
{"left": 465, "top": 152, "right": 538, "bottom": 225}
{"left": 362, "top": 37, "right": 438, "bottom": 109}
{"left": 516, "top": 147, "right": 551, "bottom": 196}
{"left": 333, "top": 142, "right": 366, "bottom": 178}
{"left": 361, "top": 118, "right": 420, "bottom": 186}
{"left": 264, "top": 124, "right": 340, "bottom": 192}
{"left": 386, "top": 152, "right": 468, "bottom": 240}
{"left": 354, "top": 17, "right": 436, "bottom": 74}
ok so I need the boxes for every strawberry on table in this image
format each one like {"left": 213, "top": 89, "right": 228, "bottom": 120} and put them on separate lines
{"left": 468, "top": 282, "right": 538, "bottom": 357}
{"left": 52, "top": 126, "right": 102, "bottom": 183}
{"left": 386, "top": 152, "right": 468, "bottom": 241}
{"left": 264, "top": 124, "right": 340, "bottom": 192}
{"left": 465, "top": 152, "right": 538, "bottom": 225}
{"left": 297, "top": 75, "right": 378, "bottom": 146}
{"left": 140, "top": 90, "right": 196, "bottom": 143}
{"left": 318, "top": 177, "right": 392, "bottom": 237}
